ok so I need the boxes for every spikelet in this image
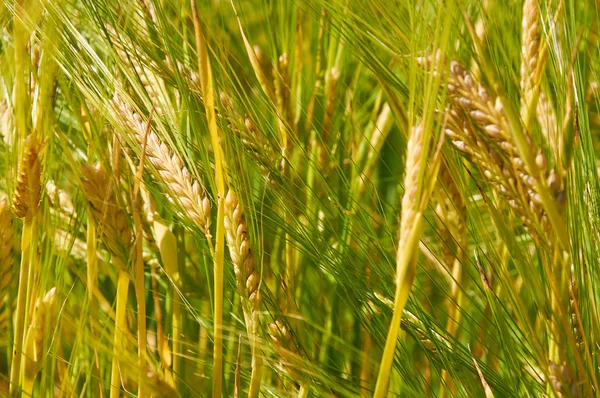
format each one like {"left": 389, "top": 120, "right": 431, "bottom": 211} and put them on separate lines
{"left": 81, "top": 163, "right": 132, "bottom": 269}
{"left": 112, "top": 96, "right": 211, "bottom": 236}
{"left": 23, "top": 287, "right": 57, "bottom": 376}
{"left": 0, "top": 197, "right": 13, "bottom": 302}
{"left": 12, "top": 135, "right": 41, "bottom": 218}
{"left": 224, "top": 190, "right": 260, "bottom": 314}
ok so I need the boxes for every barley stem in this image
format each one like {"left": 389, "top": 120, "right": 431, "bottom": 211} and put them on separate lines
{"left": 110, "top": 270, "right": 129, "bottom": 398}
{"left": 191, "top": 3, "right": 226, "bottom": 395}
{"left": 133, "top": 209, "right": 147, "bottom": 397}
{"left": 8, "top": 214, "right": 33, "bottom": 396}
{"left": 373, "top": 214, "right": 424, "bottom": 398}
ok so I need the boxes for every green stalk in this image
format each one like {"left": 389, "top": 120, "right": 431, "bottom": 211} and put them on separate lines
{"left": 373, "top": 214, "right": 424, "bottom": 398}
{"left": 9, "top": 214, "right": 34, "bottom": 396}
{"left": 110, "top": 270, "right": 129, "bottom": 398}
{"left": 191, "top": 2, "right": 226, "bottom": 395}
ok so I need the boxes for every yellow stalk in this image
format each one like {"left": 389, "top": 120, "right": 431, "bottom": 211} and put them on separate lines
{"left": 191, "top": 2, "right": 226, "bottom": 396}
{"left": 110, "top": 270, "right": 129, "bottom": 398}
{"left": 133, "top": 213, "right": 146, "bottom": 397}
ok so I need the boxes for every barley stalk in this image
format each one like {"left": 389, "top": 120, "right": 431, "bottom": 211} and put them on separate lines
{"left": 107, "top": 25, "right": 171, "bottom": 117}
{"left": 434, "top": 163, "right": 466, "bottom": 333}
{"left": 374, "top": 122, "right": 435, "bottom": 398}
{"left": 191, "top": 3, "right": 226, "bottom": 395}
{"left": 0, "top": 197, "right": 13, "bottom": 304}
{"left": 0, "top": 196, "right": 14, "bottom": 372}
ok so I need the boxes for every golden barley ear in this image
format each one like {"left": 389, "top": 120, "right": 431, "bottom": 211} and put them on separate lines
{"left": 0, "top": 196, "right": 14, "bottom": 301}
{"left": 112, "top": 95, "right": 212, "bottom": 237}
{"left": 520, "top": 0, "right": 541, "bottom": 107}
{"left": 425, "top": 57, "right": 563, "bottom": 240}
{"left": 12, "top": 135, "right": 41, "bottom": 218}
{"left": 224, "top": 190, "right": 260, "bottom": 313}
{"left": 80, "top": 162, "right": 132, "bottom": 268}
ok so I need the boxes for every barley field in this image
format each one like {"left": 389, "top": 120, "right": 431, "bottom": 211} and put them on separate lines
{"left": 0, "top": 0, "right": 597, "bottom": 396}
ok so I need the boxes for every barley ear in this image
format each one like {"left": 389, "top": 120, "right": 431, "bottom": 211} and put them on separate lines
{"left": 112, "top": 96, "right": 212, "bottom": 237}
{"left": 224, "top": 189, "right": 263, "bottom": 397}
{"left": 268, "top": 320, "right": 305, "bottom": 381}
{"left": 224, "top": 190, "right": 260, "bottom": 314}
{"left": 374, "top": 122, "right": 436, "bottom": 398}
{"left": 520, "top": 0, "right": 541, "bottom": 108}
{"left": 22, "top": 287, "right": 57, "bottom": 394}
{"left": 81, "top": 163, "right": 132, "bottom": 269}
{"left": 12, "top": 135, "right": 41, "bottom": 218}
